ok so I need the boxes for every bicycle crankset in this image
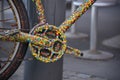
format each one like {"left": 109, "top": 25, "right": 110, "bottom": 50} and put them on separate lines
{"left": 29, "top": 24, "right": 83, "bottom": 63}
{"left": 28, "top": 0, "right": 95, "bottom": 63}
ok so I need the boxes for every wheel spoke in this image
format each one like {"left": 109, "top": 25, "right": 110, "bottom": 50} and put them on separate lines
{"left": 0, "top": 18, "right": 14, "bottom": 22}
{"left": 0, "top": 7, "right": 11, "bottom": 12}
{"left": 10, "top": 22, "right": 19, "bottom": 27}
{"left": 0, "top": 27, "right": 30, "bottom": 32}
{"left": 0, "top": 42, "right": 16, "bottom": 55}
{"left": 0, "top": 42, "right": 16, "bottom": 65}
{"left": 1, "top": 23, "right": 18, "bottom": 28}
{"left": 0, "top": 46, "right": 10, "bottom": 54}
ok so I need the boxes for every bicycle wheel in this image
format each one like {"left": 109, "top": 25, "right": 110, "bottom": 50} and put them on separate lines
{"left": 0, "top": 0, "right": 29, "bottom": 79}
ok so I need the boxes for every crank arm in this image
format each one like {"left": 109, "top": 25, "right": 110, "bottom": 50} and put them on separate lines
{"left": 65, "top": 46, "right": 83, "bottom": 57}
{"left": 0, "top": 29, "right": 51, "bottom": 47}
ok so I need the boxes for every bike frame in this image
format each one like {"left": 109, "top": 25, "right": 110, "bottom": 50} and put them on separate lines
{"left": 0, "top": 0, "right": 96, "bottom": 63}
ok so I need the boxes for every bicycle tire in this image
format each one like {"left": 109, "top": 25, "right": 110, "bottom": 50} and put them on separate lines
{"left": 0, "top": 0, "right": 29, "bottom": 79}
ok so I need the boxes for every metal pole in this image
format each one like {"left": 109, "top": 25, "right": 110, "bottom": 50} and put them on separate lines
{"left": 0, "top": 0, "right": 4, "bottom": 27}
{"left": 71, "top": 2, "right": 76, "bottom": 34}
{"left": 90, "top": 6, "right": 98, "bottom": 51}
{"left": 24, "top": 0, "right": 65, "bottom": 80}
{"left": 65, "top": 1, "right": 88, "bottom": 38}
{"left": 82, "top": 2, "right": 114, "bottom": 60}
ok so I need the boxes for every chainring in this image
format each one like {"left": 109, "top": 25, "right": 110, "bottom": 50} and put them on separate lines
{"left": 29, "top": 24, "right": 67, "bottom": 63}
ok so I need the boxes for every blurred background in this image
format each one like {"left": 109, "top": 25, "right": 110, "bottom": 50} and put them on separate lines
{"left": 64, "top": 0, "right": 120, "bottom": 80}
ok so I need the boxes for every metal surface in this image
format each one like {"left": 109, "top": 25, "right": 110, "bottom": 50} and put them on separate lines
{"left": 24, "top": 0, "right": 65, "bottom": 80}
{"left": 0, "top": 0, "right": 4, "bottom": 27}
{"left": 90, "top": 6, "right": 98, "bottom": 51}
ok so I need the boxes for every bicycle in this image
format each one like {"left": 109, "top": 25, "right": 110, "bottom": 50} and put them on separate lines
{"left": 0, "top": 0, "right": 95, "bottom": 79}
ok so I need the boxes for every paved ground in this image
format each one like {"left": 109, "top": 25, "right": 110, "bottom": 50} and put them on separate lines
{"left": 9, "top": 62, "right": 107, "bottom": 80}
{"left": 9, "top": 2, "right": 120, "bottom": 80}
{"left": 103, "top": 35, "right": 120, "bottom": 49}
